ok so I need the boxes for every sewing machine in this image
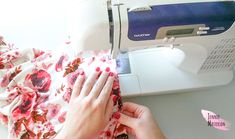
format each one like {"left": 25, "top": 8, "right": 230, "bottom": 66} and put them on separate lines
{"left": 68, "top": 0, "right": 235, "bottom": 96}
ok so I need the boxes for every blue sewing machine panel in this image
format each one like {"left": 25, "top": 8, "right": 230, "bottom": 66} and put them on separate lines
{"left": 127, "top": 1, "right": 235, "bottom": 41}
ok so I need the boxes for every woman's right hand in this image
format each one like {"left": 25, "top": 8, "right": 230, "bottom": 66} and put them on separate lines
{"left": 118, "top": 102, "right": 165, "bottom": 139}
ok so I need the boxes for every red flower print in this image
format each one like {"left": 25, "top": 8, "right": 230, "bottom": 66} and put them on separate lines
{"left": 9, "top": 66, "right": 22, "bottom": 82}
{"left": 13, "top": 118, "right": 24, "bottom": 136}
{"left": 8, "top": 91, "right": 20, "bottom": 103}
{"left": 63, "top": 57, "right": 82, "bottom": 77}
{"left": 42, "top": 63, "right": 53, "bottom": 70}
{"left": 115, "top": 124, "right": 127, "bottom": 133}
{"left": 56, "top": 84, "right": 65, "bottom": 95}
{"left": 33, "top": 48, "right": 45, "bottom": 58}
{"left": 0, "top": 45, "right": 126, "bottom": 138}
{"left": 0, "top": 61, "right": 4, "bottom": 69}
{"left": 12, "top": 93, "right": 35, "bottom": 121}
{"left": 0, "top": 66, "right": 21, "bottom": 88}
{"left": 67, "top": 70, "right": 81, "bottom": 88}
{"left": 58, "top": 112, "right": 66, "bottom": 123}
{"left": 34, "top": 92, "right": 49, "bottom": 105}
{"left": 0, "top": 73, "right": 10, "bottom": 87}
{"left": 113, "top": 80, "right": 120, "bottom": 90}
{"left": 24, "top": 69, "right": 51, "bottom": 92}
{"left": 13, "top": 118, "right": 37, "bottom": 138}
{"left": 47, "top": 104, "right": 61, "bottom": 118}
{"left": 20, "top": 129, "right": 36, "bottom": 139}
{"left": 115, "top": 134, "right": 128, "bottom": 139}
{"left": 55, "top": 55, "right": 67, "bottom": 72}
{"left": 105, "top": 130, "right": 112, "bottom": 138}
{"left": 31, "top": 111, "right": 47, "bottom": 124}
{"left": 63, "top": 88, "right": 72, "bottom": 103}
{"left": 7, "top": 85, "right": 35, "bottom": 103}
{"left": 0, "top": 113, "right": 8, "bottom": 125}
{"left": 43, "top": 130, "right": 56, "bottom": 139}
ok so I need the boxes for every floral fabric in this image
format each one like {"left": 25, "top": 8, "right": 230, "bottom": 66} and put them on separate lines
{"left": 0, "top": 42, "right": 128, "bottom": 139}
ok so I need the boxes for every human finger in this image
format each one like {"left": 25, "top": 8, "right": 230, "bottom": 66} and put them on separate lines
{"left": 70, "top": 73, "right": 85, "bottom": 102}
{"left": 122, "top": 110, "right": 135, "bottom": 118}
{"left": 89, "top": 67, "right": 110, "bottom": 98}
{"left": 79, "top": 68, "right": 100, "bottom": 97}
{"left": 118, "top": 113, "right": 136, "bottom": 129}
{"left": 97, "top": 75, "right": 114, "bottom": 105}
{"left": 105, "top": 95, "right": 114, "bottom": 124}
{"left": 122, "top": 102, "right": 146, "bottom": 117}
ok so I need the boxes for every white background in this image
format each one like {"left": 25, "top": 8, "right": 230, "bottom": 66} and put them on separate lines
{"left": 0, "top": 0, "right": 70, "bottom": 51}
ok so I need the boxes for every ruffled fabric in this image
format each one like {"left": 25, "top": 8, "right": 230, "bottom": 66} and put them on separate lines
{"left": 0, "top": 42, "right": 128, "bottom": 139}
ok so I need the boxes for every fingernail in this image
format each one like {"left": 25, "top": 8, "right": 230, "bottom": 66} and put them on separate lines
{"left": 97, "top": 71, "right": 102, "bottom": 79}
{"left": 105, "top": 67, "right": 110, "bottom": 72}
{"left": 109, "top": 72, "right": 114, "bottom": 77}
{"left": 80, "top": 71, "right": 85, "bottom": 76}
{"left": 113, "top": 112, "right": 121, "bottom": 119}
{"left": 96, "top": 67, "right": 100, "bottom": 72}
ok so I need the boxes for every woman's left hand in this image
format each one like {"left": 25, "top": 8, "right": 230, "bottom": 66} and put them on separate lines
{"left": 56, "top": 67, "right": 114, "bottom": 139}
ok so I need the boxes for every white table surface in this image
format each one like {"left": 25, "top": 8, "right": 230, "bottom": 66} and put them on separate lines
{"left": 124, "top": 69, "right": 235, "bottom": 139}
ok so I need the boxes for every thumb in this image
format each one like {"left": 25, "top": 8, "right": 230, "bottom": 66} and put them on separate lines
{"left": 118, "top": 112, "right": 136, "bottom": 128}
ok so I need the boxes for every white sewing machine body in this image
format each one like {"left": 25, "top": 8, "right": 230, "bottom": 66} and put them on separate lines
{"left": 68, "top": 0, "right": 235, "bottom": 96}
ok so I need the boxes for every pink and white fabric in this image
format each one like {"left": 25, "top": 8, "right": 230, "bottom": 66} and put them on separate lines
{"left": 0, "top": 41, "right": 128, "bottom": 139}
